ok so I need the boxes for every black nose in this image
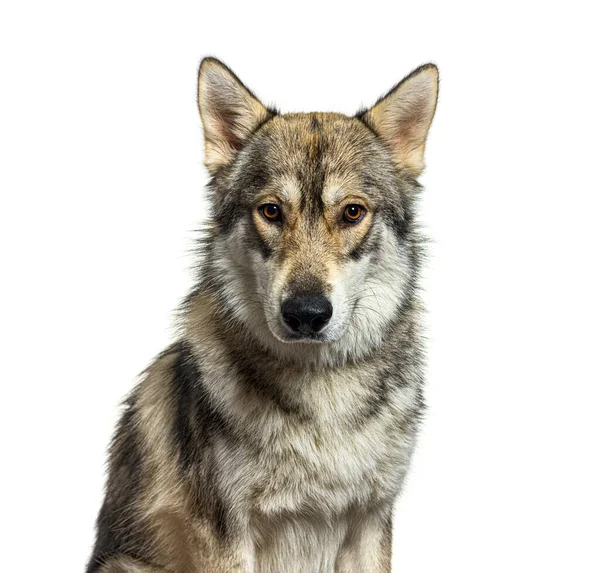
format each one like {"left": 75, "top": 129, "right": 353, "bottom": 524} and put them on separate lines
{"left": 281, "top": 294, "right": 333, "bottom": 335}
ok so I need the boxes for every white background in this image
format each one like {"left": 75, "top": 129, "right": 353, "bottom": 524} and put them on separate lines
{"left": 1, "top": 1, "right": 599, "bottom": 571}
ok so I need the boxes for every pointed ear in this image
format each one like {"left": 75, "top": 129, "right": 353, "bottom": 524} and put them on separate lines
{"left": 358, "top": 64, "right": 439, "bottom": 176}
{"left": 198, "top": 58, "right": 275, "bottom": 174}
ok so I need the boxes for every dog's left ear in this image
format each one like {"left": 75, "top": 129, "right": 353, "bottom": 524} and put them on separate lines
{"left": 198, "top": 58, "right": 274, "bottom": 174}
{"left": 358, "top": 64, "right": 439, "bottom": 177}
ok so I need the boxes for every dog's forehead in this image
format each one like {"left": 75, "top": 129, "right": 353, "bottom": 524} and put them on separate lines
{"left": 250, "top": 112, "right": 380, "bottom": 206}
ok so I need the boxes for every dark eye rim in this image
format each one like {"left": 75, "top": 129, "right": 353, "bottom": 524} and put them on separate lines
{"left": 259, "top": 203, "right": 282, "bottom": 222}
{"left": 343, "top": 204, "right": 366, "bottom": 224}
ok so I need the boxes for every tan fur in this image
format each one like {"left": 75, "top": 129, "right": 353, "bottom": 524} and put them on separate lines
{"left": 87, "top": 59, "right": 438, "bottom": 573}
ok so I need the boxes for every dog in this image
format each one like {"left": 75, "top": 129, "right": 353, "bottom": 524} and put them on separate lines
{"left": 86, "top": 57, "right": 438, "bottom": 573}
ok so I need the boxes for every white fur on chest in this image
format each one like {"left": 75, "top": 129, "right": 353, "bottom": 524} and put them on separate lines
{"left": 255, "top": 411, "right": 405, "bottom": 515}
{"left": 201, "top": 344, "right": 419, "bottom": 571}
{"left": 213, "top": 366, "right": 418, "bottom": 517}
{"left": 251, "top": 511, "right": 348, "bottom": 573}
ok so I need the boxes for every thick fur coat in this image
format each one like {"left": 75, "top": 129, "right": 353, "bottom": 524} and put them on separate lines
{"left": 86, "top": 58, "right": 439, "bottom": 573}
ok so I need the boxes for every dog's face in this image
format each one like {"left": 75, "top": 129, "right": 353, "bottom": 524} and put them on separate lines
{"left": 198, "top": 59, "right": 438, "bottom": 351}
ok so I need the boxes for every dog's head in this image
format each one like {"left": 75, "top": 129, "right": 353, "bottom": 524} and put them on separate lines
{"left": 197, "top": 58, "right": 437, "bottom": 356}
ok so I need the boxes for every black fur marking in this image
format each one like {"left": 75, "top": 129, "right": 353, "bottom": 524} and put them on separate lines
{"left": 172, "top": 342, "right": 232, "bottom": 472}
{"left": 228, "top": 346, "right": 307, "bottom": 419}
{"left": 234, "top": 153, "right": 271, "bottom": 192}
{"left": 348, "top": 224, "right": 380, "bottom": 261}
{"left": 357, "top": 376, "right": 390, "bottom": 421}
{"left": 171, "top": 342, "right": 240, "bottom": 540}
{"left": 173, "top": 343, "right": 203, "bottom": 470}
{"left": 354, "top": 108, "right": 379, "bottom": 137}
{"left": 381, "top": 203, "right": 409, "bottom": 242}
{"left": 300, "top": 136, "right": 326, "bottom": 221}
{"left": 361, "top": 173, "right": 379, "bottom": 192}
{"left": 210, "top": 185, "right": 245, "bottom": 235}
{"left": 85, "top": 402, "right": 147, "bottom": 572}
{"left": 244, "top": 217, "right": 274, "bottom": 259}
{"left": 212, "top": 494, "right": 230, "bottom": 540}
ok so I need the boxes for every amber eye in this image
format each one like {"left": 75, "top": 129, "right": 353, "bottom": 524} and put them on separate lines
{"left": 343, "top": 204, "right": 365, "bottom": 223}
{"left": 260, "top": 203, "right": 281, "bottom": 222}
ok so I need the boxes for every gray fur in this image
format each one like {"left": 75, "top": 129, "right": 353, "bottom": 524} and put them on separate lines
{"left": 86, "top": 57, "right": 438, "bottom": 573}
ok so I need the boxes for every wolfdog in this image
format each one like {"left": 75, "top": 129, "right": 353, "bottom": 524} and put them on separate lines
{"left": 86, "top": 57, "right": 438, "bottom": 573}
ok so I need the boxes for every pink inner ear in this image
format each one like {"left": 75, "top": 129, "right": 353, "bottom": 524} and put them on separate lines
{"left": 391, "top": 124, "right": 420, "bottom": 151}
{"left": 388, "top": 101, "right": 430, "bottom": 152}
{"left": 213, "top": 115, "right": 242, "bottom": 151}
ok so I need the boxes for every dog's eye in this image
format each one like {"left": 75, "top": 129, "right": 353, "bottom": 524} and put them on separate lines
{"left": 260, "top": 203, "right": 282, "bottom": 222}
{"left": 343, "top": 204, "right": 365, "bottom": 223}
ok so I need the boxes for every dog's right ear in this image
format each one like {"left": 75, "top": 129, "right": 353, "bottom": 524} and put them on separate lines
{"left": 198, "top": 58, "right": 274, "bottom": 175}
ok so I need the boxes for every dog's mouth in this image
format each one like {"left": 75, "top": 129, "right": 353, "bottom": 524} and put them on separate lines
{"left": 276, "top": 331, "right": 329, "bottom": 344}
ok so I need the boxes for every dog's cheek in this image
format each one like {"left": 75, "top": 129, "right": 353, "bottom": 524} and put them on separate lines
{"left": 327, "top": 258, "right": 366, "bottom": 330}
{"left": 250, "top": 251, "right": 288, "bottom": 311}
{"left": 249, "top": 250, "right": 271, "bottom": 294}
{"left": 252, "top": 253, "right": 295, "bottom": 330}
{"left": 334, "top": 255, "right": 371, "bottom": 317}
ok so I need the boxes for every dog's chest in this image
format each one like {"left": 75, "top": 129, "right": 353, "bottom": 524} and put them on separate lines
{"left": 251, "top": 511, "right": 348, "bottom": 573}
{"left": 241, "top": 374, "right": 418, "bottom": 518}
{"left": 240, "top": 379, "right": 414, "bottom": 573}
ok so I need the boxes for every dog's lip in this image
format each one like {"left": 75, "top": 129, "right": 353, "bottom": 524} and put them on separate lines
{"left": 276, "top": 331, "right": 328, "bottom": 344}
{"left": 269, "top": 324, "right": 330, "bottom": 344}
